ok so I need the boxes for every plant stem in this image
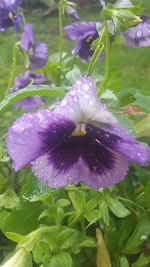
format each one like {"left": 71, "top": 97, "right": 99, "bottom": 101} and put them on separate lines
{"left": 100, "top": 20, "right": 111, "bottom": 91}
{"left": 58, "top": 1, "right": 63, "bottom": 70}
{"left": 87, "top": 29, "right": 105, "bottom": 76}
{"left": 4, "top": 42, "right": 20, "bottom": 98}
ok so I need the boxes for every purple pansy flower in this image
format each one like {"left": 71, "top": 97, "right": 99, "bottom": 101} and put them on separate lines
{"left": 64, "top": 22, "right": 105, "bottom": 63}
{"left": 20, "top": 24, "right": 48, "bottom": 69}
{"left": 115, "top": 0, "right": 150, "bottom": 47}
{"left": 7, "top": 77, "right": 149, "bottom": 190}
{"left": 11, "top": 70, "right": 46, "bottom": 111}
{"left": 0, "top": 0, "right": 22, "bottom": 32}
{"left": 122, "top": 16, "right": 150, "bottom": 48}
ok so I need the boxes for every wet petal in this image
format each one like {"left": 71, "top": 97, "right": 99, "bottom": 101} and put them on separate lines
{"left": 87, "top": 124, "right": 150, "bottom": 166}
{"left": 122, "top": 17, "right": 150, "bottom": 47}
{"left": 64, "top": 22, "right": 97, "bottom": 40}
{"left": 30, "top": 42, "right": 48, "bottom": 69}
{"left": 21, "top": 23, "right": 34, "bottom": 51}
{"left": 6, "top": 110, "right": 53, "bottom": 171}
{"left": 55, "top": 76, "right": 117, "bottom": 125}
{"left": 32, "top": 137, "right": 129, "bottom": 190}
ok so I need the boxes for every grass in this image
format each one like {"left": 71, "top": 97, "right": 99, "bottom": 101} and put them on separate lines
{"left": 0, "top": 2, "right": 150, "bottom": 96}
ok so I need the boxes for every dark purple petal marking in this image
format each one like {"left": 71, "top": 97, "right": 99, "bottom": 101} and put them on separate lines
{"left": 87, "top": 124, "right": 150, "bottom": 166}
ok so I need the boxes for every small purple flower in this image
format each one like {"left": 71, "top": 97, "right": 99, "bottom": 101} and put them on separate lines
{"left": 64, "top": 22, "right": 104, "bottom": 63}
{"left": 122, "top": 16, "right": 150, "bottom": 48}
{"left": 7, "top": 77, "right": 149, "bottom": 189}
{"left": 65, "top": 5, "right": 79, "bottom": 20}
{"left": 11, "top": 70, "right": 46, "bottom": 111}
{"left": 0, "top": 0, "right": 22, "bottom": 32}
{"left": 21, "top": 24, "right": 48, "bottom": 69}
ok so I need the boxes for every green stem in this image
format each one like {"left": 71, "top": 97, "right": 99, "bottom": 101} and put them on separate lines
{"left": 4, "top": 42, "right": 20, "bottom": 98}
{"left": 87, "top": 29, "right": 105, "bottom": 76}
{"left": 58, "top": 1, "right": 63, "bottom": 69}
{"left": 100, "top": 20, "right": 111, "bottom": 91}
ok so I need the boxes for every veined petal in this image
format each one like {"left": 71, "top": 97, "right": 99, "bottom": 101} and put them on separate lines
{"left": 32, "top": 144, "right": 129, "bottom": 190}
{"left": 30, "top": 42, "right": 48, "bottom": 69}
{"left": 6, "top": 110, "right": 53, "bottom": 171}
{"left": 64, "top": 22, "right": 97, "bottom": 40}
{"left": 55, "top": 76, "right": 117, "bottom": 125}
{"left": 21, "top": 23, "right": 34, "bottom": 51}
{"left": 87, "top": 124, "right": 150, "bottom": 166}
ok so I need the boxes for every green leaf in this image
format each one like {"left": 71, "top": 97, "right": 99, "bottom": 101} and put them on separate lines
{"left": 124, "top": 219, "right": 150, "bottom": 253}
{"left": 56, "top": 199, "right": 70, "bottom": 208}
{"left": 0, "top": 85, "right": 65, "bottom": 112}
{"left": 58, "top": 229, "right": 79, "bottom": 249}
{"left": 66, "top": 67, "right": 82, "bottom": 84}
{"left": 85, "top": 209, "right": 102, "bottom": 224}
{"left": 144, "top": 180, "right": 150, "bottom": 205}
{"left": 120, "top": 255, "right": 130, "bottom": 267}
{"left": 117, "top": 88, "right": 137, "bottom": 107}
{"left": 20, "top": 173, "right": 53, "bottom": 201}
{"left": 132, "top": 252, "right": 150, "bottom": 267}
{"left": 69, "top": 190, "right": 86, "bottom": 213}
{"left": 6, "top": 232, "right": 25, "bottom": 243}
{"left": 3, "top": 201, "right": 43, "bottom": 235}
{"left": 0, "top": 188, "right": 19, "bottom": 209}
{"left": 56, "top": 251, "right": 73, "bottom": 267}
{"left": 134, "top": 93, "right": 150, "bottom": 112}
{"left": 135, "top": 115, "right": 150, "bottom": 137}
{"left": 108, "top": 197, "right": 130, "bottom": 218}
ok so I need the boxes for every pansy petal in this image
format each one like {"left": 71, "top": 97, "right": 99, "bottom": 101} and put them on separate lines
{"left": 24, "top": 70, "right": 46, "bottom": 85}
{"left": 0, "top": 0, "right": 22, "bottom": 10}
{"left": 6, "top": 110, "right": 53, "bottom": 171}
{"left": 31, "top": 122, "right": 128, "bottom": 189}
{"left": 55, "top": 76, "right": 117, "bottom": 125}
{"left": 14, "top": 96, "right": 44, "bottom": 111}
{"left": 32, "top": 146, "right": 129, "bottom": 190}
{"left": 87, "top": 124, "right": 150, "bottom": 166}
{"left": 30, "top": 42, "right": 48, "bottom": 69}
{"left": 64, "top": 22, "right": 97, "bottom": 40}
{"left": 122, "top": 17, "right": 150, "bottom": 48}
{"left": 72, "top": 31, "right": 97, "bottom": 62}
{"left": 21, "top": 23, "right": 34, "bottom": 51}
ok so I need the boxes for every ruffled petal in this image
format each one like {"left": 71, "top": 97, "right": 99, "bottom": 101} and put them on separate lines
{"left": 122, "top": 17, "right": 150, "bottom": 48}
{"left": 87, "top": 124, "right": 150, "bottom": 166}
{"left": 30, "top": 42, "right": 48, "bottom": 69}
{"left": 32, "top": 151, "right": 129, "bottom": 190}
{"left": 55, "top": 76, "right": 117, "bottom": 125}
{"left": 6, "top": 110, "right": 53, "bottom": 171}
{"left": 64, "top": 22, "right": 97, "bottom": 40}
{"left": 21, "top": 23, "right": 34, "bottom": 51}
